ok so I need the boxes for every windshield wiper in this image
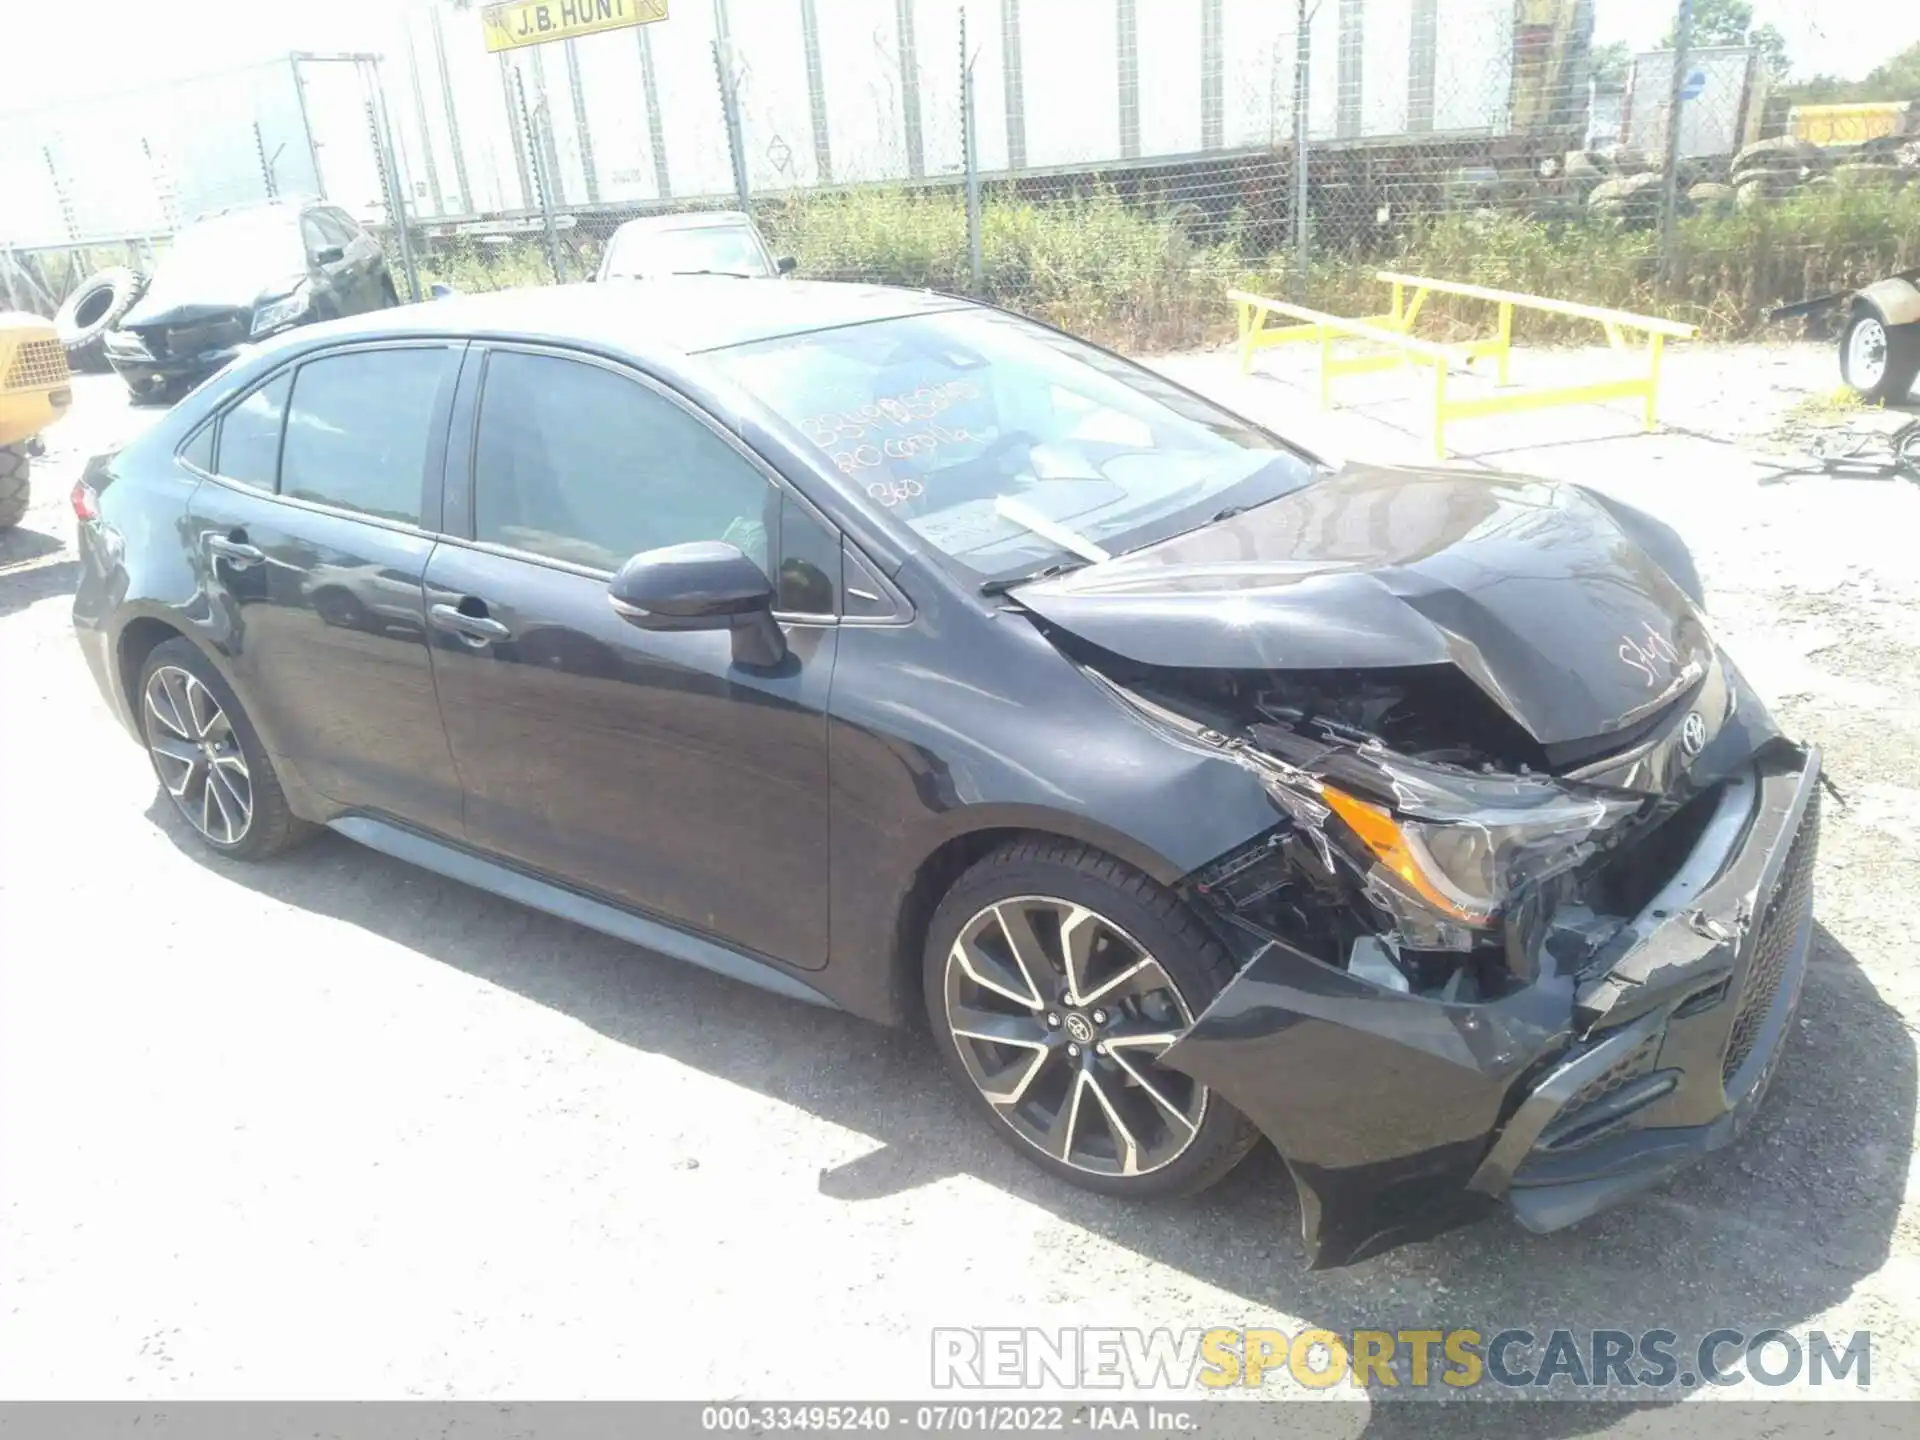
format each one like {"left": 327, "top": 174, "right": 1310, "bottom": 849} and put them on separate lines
{"left": 975, "top": 496, "right": 1110, "bottom": 596}
{"left": 666, "top": 268, "right": 754, "bottom": 278}
{"left": 980, "top": 558, "right": 1091, "bottom": 596}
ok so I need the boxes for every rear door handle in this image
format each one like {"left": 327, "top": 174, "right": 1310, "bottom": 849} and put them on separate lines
{"left": 429, "top": 602, "right": 512, "bottom": 643}
{"left": 206, "top": 534, "right": 265, "bottom": 568}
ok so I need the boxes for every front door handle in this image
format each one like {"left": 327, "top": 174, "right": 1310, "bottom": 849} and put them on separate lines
{"left": 429, "top": 602, "right": 512, "bottom": 643}
{"left": 207, "top": 534, "right": 264, "bottom": 568}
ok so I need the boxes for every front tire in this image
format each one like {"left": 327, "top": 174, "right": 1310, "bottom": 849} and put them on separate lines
{"left": 0, "top": 443, "right": 29, "bottom": 532}
{"left": 924, "top": 838, "right": 1259, "bottom": 1197}
{"left": 1840, "top": 304, "right": 1920, "bottom": 403}
{"left": 138, "top": 638, "right": 310, "bottom": 860}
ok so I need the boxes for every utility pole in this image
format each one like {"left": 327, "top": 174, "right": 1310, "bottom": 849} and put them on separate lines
{"left": 1658, "top": 0, "right": 1693, "bottom": 287}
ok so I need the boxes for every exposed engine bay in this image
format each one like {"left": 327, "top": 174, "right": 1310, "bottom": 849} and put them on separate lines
{"left": 1065, "top": 642, "right": 1752, "bottom": 1009}
{"left": 989, "top": 460, "right": 1818, "bottom": 1266}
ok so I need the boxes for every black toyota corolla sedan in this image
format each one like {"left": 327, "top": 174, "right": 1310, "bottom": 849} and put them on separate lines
{"left": 71, "top": 281, "right": 1820, "bottom": 1267}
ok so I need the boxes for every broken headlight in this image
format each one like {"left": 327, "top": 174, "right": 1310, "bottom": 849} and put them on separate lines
{"left": 1318, "top": 763, "right": 1641, "bottom": 929}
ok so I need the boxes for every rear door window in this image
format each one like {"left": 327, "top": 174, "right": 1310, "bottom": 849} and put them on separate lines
{"left": 213, "top": 372, "right": 291, "bottom": 489}
{"left": 279, "top": 348, "right": 457, "bottom": 525}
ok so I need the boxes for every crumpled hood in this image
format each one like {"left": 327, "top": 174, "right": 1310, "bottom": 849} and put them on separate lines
{"left": 124, "top": 269, "right": 302, "bottom": 326}
{"left": 1012, "top": 464, "right": 1712, "bottom": 749}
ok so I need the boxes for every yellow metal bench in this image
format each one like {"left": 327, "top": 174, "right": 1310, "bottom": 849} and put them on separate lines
{"left": 1231, "top": 274, "right": 1698, "bottom": 457}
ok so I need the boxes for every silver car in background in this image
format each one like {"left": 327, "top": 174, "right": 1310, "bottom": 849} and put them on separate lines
{"left": 594, "top": 210, "right": 796, "bottom": 282}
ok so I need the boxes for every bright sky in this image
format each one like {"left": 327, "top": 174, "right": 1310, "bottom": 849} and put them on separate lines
{"left": 6, "top": 0, "right": 1916, "bottom": 112}
{"left": 1590, "top": 2, "right": 1915, "bottom": 79}
{"left": 5, "top": 0, "right": 408, "bottom": 110}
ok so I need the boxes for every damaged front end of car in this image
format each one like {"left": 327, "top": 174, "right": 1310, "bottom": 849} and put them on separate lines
{"left": 1075, "top": 651, "right": 1820, "bottom": 1268}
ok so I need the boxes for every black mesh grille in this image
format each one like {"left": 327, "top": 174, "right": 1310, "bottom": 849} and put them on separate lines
{"left": 1722, "top": 791, "right": 1820, "bottom": 1085}
{"left": 1564, "top": 1031, "right": 1662, "bottom": 1117}
{"left": 1536, "top": 1030, "right": 1665, "bottom": 1151}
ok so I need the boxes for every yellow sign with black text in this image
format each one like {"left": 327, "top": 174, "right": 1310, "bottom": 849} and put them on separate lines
{"left": 482, "top": 0, "right": 667, "bottom": 53}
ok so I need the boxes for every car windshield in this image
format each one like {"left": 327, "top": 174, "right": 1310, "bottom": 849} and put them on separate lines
{"left": 602, "top": 224, "right": 770, "bottom": 278}
{"left": 157, "top": 211, "right": 306, "bottom": 288}
{"left": 709, "top": 308, "right": 1316, "bottom": 583}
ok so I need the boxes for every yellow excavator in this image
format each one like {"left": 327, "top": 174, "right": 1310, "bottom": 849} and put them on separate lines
{"left": 0, "top": 310, "right": 72, "bottom": 532}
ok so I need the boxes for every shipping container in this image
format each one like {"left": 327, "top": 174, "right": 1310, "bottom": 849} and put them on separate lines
{"left": 1790, "top": 100, "right": 1917, "bottom": 147}
{"left": 4, "top": 0, "right": 1578, "bottom": 247}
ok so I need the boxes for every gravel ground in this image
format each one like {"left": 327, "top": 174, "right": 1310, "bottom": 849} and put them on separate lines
{"left": 1, "top": 342, "right": 1916, "bottom": 1426}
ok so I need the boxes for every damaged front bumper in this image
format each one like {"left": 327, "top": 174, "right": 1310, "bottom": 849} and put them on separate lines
{"left": 1161, "top": 743, "right": 1821, "bottom": 1268}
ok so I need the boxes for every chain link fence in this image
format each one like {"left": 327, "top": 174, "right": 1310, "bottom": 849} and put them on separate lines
{"left": 0, "top": 52, "right": 420, "bottom": 314}
{"left": 412, "top": 0, "right": 1920, "bottom": 349}
{"left": 6, "top": 1, "right": 1918, "bottom": 351}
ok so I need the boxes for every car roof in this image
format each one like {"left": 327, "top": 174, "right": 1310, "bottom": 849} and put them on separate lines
{"left": 607, "top": 210, "right": 757, "bottom": 235}
{"left": 302, "top": 279, "right": 973, "bottom": 356}
{"left": 187, "top": 198, "right": 313, "bottom": 227}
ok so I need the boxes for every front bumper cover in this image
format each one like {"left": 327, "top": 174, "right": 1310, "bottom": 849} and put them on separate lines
{"left": 1161, "top": 744, "right": 1821, "bottom": 1268}
{"left": 103, "top": 332, "right": 244, "bottom": 391}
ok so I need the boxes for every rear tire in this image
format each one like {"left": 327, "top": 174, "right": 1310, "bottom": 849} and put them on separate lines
{"left": 0, "top": 443, "right": 29, "bottom": 532}
{"left": 1840, "top": 304, "right": 1920, "bottom": 403}
{"left": 923, "top": 837, "right": 1260, "bottom": 1198}
{"left": 137, "top": 638, "right": 311, "bottom": 861}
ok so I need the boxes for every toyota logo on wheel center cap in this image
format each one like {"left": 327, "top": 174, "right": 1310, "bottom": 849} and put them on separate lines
{"left": 1064, "top": 1013, "right": 1096, "bottom": 1044}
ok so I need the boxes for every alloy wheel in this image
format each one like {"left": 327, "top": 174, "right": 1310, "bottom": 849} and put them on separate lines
{"left": 144, "top": 665, "right": 253, "bottom": 846}
{"left": 1848, "top": 316, "right": 1888, "bottom": 390}
{"left": 943, "top": 896, "right": 1207, "bottom": 1177}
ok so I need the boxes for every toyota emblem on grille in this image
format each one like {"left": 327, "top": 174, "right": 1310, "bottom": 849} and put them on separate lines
{"left": 1680, "top": 711, "right": 1708, "bottom": 757}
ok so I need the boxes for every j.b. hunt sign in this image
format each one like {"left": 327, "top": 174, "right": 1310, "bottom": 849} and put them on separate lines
{"left": 482, "top": 0, "right": 667, "bottom": 53}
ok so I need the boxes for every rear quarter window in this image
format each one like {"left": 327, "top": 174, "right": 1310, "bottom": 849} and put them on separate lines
{"left": 179, "top": 421, "right": 215, "bottom": 474}
{"left": 213, "top": 372, "right": 292, "bottom": 489}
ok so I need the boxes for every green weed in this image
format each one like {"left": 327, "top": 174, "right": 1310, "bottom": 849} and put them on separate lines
{"left": 404, "top": 183, "right": 1920, "bottom": 354}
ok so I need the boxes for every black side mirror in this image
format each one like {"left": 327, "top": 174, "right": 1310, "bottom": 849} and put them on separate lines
{"left": 607, "top": 541, "right": 786, "bottom": 667}
{"left": 775, "top": 255, "right": 797, "bottom": 275}
{"left": 314, "top": 245, "right": 345, "bottom": 266}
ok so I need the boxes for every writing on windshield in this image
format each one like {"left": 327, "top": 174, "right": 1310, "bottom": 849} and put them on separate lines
{"left": 711, "top": 308, "right": 1307, "bottom": 581}
{"left": 801, "top": 380, "right": 983, "bottom": 480}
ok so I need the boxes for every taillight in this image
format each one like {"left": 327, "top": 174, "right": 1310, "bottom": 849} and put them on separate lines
{"left": 70, "top": 480, "right": 99, "bottom": 522}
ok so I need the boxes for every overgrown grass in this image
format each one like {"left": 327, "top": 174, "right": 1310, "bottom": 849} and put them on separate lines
{"left": 1782, "top": 389, "right": 1876, "bottom": 426}
{"left": 416, "top": 236, "right": 561, "bottom": 295}
{"left": 410, "top": 182, "right": 1920, "bottom": 354}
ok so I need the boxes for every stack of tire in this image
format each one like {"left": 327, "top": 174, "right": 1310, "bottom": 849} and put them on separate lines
{"left": 1730, "top": 136, "right": 1824, "bottom": 210}
{"left": 52, "top": 267, "right": 147, "bottom": 373}
{"left": 1585, "top": 171, "right": 1664, "bottom": 227}
{"left": 1831, "top": 135, "right": 1915, "bottom": 191}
